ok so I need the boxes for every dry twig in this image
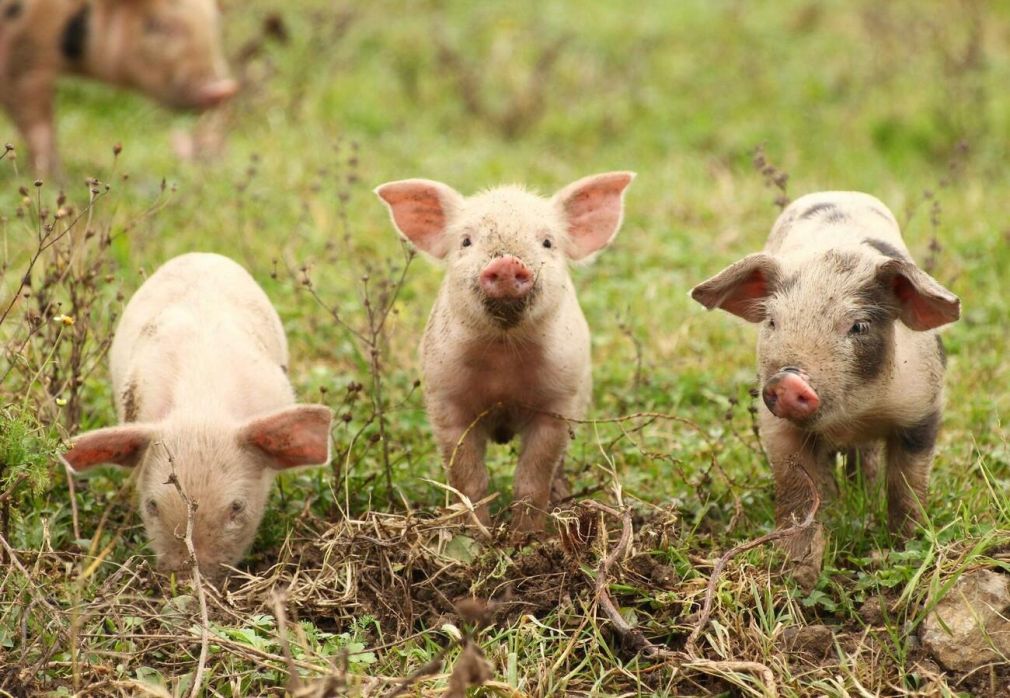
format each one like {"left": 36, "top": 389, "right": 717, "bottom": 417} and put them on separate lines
{"left": 686, "top": 462, "right": 821, "bottom": 654}
{"left": 160, "top": 444, "right": 210, "bottom": 698}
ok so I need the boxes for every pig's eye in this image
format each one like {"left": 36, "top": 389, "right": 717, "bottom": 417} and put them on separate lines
{"left": 542, "top": 239, "right": 553, "bottom": 249}
{"left": 229, "top": 500, "right": 246, "bottom": 517}
{"left": 766, "top": 318, "right": 776, "bottom": 330}
{"left": 461, "top": 236, "right": 472, "bottom": 248}
{"left": 145, "top": 499, "right": 159, "bottom": 517}
{"left": 849, "top": 321, "right": 870, "bottom": 336}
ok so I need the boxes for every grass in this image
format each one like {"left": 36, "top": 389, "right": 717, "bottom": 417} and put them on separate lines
{"left": 2, "top": 0, "right": 1010, "bottom": 695}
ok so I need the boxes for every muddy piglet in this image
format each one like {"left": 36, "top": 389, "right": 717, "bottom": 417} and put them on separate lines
{"left": 0, "top": 0, "right": 236, "bottom": 174}
{"left": 376, "top": 172, "right": 635, "bottom": 532}
{"left": 65, "top": 253, "right": 332, "bottom": 577}
{"left": 692, "top": 192, "right": 960, "bottom": 586}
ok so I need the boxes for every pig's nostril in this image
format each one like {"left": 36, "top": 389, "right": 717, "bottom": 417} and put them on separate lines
{"left": 762, "top": 387, "right": 778, "bottom": 412}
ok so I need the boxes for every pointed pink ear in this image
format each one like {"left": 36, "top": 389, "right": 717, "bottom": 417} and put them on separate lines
{"left": 878, "top": 259, "right": 961, "bottom": 331}
{"left": 374, "top": 179, "right": 464, "bottom": 259}
{"left": 240, "top": 405, "right": 333, "bottom": 470}
{"left": 552, "top": 171, "right": 635, "bottom": 260}
{"left": 64, "top": 425, "right": 155, "bottom": 472}
{"left": 691, "top": 253, "right": 782, "bottom": 323}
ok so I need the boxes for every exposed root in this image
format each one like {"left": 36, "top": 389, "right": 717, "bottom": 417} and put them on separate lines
{"left": 686, "top": 462, "right": 821, "bottom": 655}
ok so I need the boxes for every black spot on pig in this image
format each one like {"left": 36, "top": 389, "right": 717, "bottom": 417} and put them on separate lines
{"left": 122, "top": 382, "right": 141, "bottom": 422}
{"left": 935, "top": 335, "right": 947, "bottom": 368}
{"left": 895, "top": 411, "right": 940, "bottom": 455}
{"left": 824, "top": 209, "right": 850, "bottom": 224}
{"left": 849, "top": 278, "right": 901, "bottom": 381}
{"left": 3, "top": 2, "right": 23, "bottom": 20}
{"left": 60, "top": 5, "right": 90, "bottom": 63}
{"left": 850, "top": 319, "right": 894, "bottom": 382}
{"left": 863, "top": 238, "right": 908, "bottom": 261}
{"left": 800, "top": 202, "right": 837, "bottom": 220}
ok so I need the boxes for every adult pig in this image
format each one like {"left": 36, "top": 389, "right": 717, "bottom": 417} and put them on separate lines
{"left": 376, "top": 172, "right": 635, "bottom": 532}
{"left": 0, "top": 0, "right": 236, "bottom": 174}
{"left": 692, "top": 192, "right": 959, "bottom": 586}
{"left": 65, "top": 253, "right": 332, "bottom": 577}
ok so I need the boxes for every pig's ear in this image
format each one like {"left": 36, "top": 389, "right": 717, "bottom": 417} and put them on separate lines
{"left": 374, "top": 179, "right": 464, "bottom": 260}
{"left": 240, "top": 405, "right": 333, "bottom": 470}
{"left": 691, "top": 253, "right": 782, "bottom": 323}
{"left": 63, "top": 425, "right": 155, "bottom": 473}
{"left": 553, "top": 171, "right": 635, "bottom": 261}
{"left": 878, "top": 259, "right": 961, "bottom": 331}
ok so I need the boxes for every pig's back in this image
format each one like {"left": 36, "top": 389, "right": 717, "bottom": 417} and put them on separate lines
{"left": 110, "top": 253, "right": 289, "bottom": 409}
{"left": 765, "top": 191, "right": 908, "bottom": 263}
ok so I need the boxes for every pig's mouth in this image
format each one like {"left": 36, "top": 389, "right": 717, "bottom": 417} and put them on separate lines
{"left": 481, "top": 290, "right": 538, "bottom": 329}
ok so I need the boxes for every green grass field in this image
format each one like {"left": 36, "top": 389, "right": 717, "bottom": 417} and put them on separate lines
{"left": 3, "top": 0, "right": 1010, "bottom": 695}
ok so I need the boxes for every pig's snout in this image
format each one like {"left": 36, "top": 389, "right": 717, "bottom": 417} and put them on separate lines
{"left": 479, "top": 256, "right": 534, "bottom": 299}
{"left": 763, "top": 368, "right": 821, "bottom": 421}
{"left": 195, "top": 79, "right": 238, "bottom": 109}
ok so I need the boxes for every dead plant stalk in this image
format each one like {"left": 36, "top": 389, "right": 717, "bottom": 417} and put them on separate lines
{"left": 160, "top": 444, "right": 210, "bottom": 698}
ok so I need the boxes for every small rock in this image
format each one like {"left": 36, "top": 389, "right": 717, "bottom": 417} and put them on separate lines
{"left": 778, "top": 624, "right": 836, "bottom": 661}
{"left": 921, "top": 569, "right": 1010, "bottom": 672}
{"left": 858, "top": 596, "right": 887, "bottom": 626}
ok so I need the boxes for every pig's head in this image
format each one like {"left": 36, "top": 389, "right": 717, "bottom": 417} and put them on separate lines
{"left": 64, "top": 405, "right": 332, "bottom": 578}
{"left": 691, "top": 251, "right": 959, "bottom": 430}
{"left": 375, "top": 172, "right": 635, "bottom": 332}
{"left": 93, "top": 0, "right": 237, "bottom": 110}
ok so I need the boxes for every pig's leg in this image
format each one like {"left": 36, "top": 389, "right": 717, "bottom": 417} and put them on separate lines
{"left": 433, "top": 416, "right": 490, "bottom": 525}
{"left": 760, "top": 411, "right": 830, "bottom": 589}
{"left": 6, "top": 72, "right": 58, "bottom": 176}
{"left": 512, "top": 415, "right": 570, "bottom": 532}
{"left": 885, "top": 412, "right": 939, "bottom": 535}
{"left": 549, "top": 456, "right": 571, "bottom": 505}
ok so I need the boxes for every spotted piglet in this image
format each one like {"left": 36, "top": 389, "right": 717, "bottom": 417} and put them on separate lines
{"left": 376, "top": 172, "right": 635, "bottom": 533}
{"left": 691, "top": 192, "right": 960, "bottom": 586}
{"left": 65, "top": 253, "right": 332, "bottom": 578}
{"left": 0, "top": 0, "right": 236, "bottom": 174}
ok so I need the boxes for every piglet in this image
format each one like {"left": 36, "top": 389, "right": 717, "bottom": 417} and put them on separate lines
{"left": 0, "top": 0, "right": 237, "bottom": 174}
{"left": 692, "top": 192, "right": 960, "bottom": 586}
{"left": 376, "top": 172, "right": 634, "bottom": 532}
{"left": 65, "top": 253, "right": 332, "bottom": 577}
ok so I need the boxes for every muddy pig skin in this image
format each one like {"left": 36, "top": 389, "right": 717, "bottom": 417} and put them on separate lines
{"left": 692, "top": 192, "right": 960, "bottom": 587}
{"left": 0, "top": 0, "right": 236, "bottom": 174}
{"left": 376, "top": 172, "right": 635, "bottom": 532}
{"left": 64, "top": 253, "right": 332, "bottom": 578}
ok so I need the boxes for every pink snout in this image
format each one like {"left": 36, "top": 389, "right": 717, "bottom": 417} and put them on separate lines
{"left": 479, "top": 256, "right": 533, "bottom": 299}
{"left": 762, "top": 369, "right": 821, "bottom": 421}
{"left": 195, "top": 79, "right": 239, "bottom": 109}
